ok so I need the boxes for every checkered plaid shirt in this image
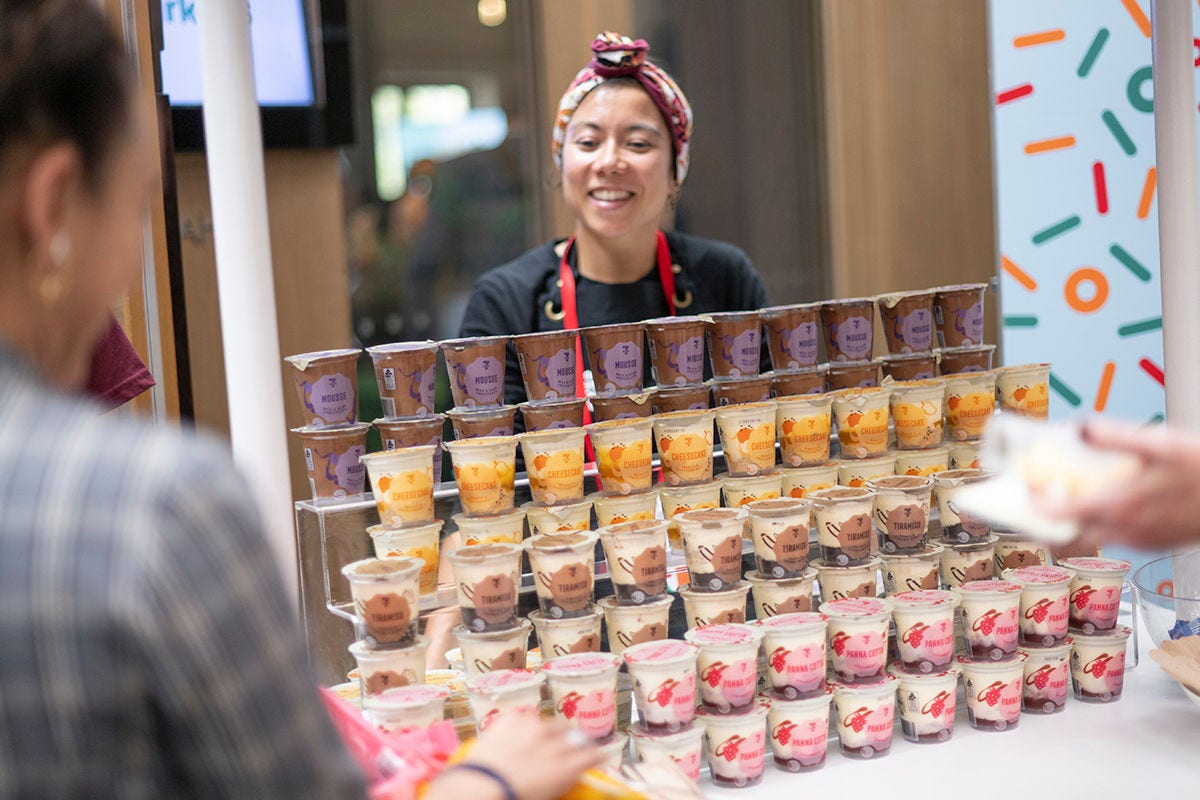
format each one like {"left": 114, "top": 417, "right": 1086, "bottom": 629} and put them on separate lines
{"left": 0, "top": 344, "right": 366, "bottom": 798}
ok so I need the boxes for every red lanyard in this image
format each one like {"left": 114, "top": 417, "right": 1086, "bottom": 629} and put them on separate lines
{"left": 558, "top": 229, "right": 676, "bottom": 415}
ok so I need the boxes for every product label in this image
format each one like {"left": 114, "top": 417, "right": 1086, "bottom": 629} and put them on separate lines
{"left": 358, "top": 591, "right": 414, "bottom": 644}
{"left": 780, "top": 414, "right": 831, "bottom": 464}
{"left": 900, "top": 619, "right": 954, "bottom": 662}
{"left": 956, "top": 302, "right": 985, "bottom": 344}
{"left": 768, "top": 524, "right": 809, "bottom": 570}
{"left": 828, "top": 513, "right": 873, "bottom": 558}
{"left": 1071, "top": 584, "right": 1121, "bottom": 629}
{"left": 527, "top": 347, "right": 576, "bottom": 398}
{"left": 783, "top": 321, "right": 820, "bottom": 367}
{"left": 377, "top": 468, "right": 434, "bottom": 524}
{"left": 895, "top": 309, "right": 934, "bottom": 351}
{"left": 538, "top": 561, "right": 593, "bottom": 612}
{"left": 883, "top": 503, "right": 928, "bottom": 548}
{"left": 658, "top": 335, "right": 705, "bottom": 383}
{"left": 328, "top": 444, "right": 367, "bottom": 495}
{"left": 658, "top": 431, "right": 713, "bottom": 484}
{"left": 712, "top": 731, "right": 765, "bottom": 777}
{"left": 767, "top": 644, "right": 824, "bottom": 691}
{"left": 831, "top": 630, "right": 887, "bottom": 676}
{"left": 615, "top": 545, "right": 667, "bottom": 594}
{"left": 641, "top": 674, "right": 697, "bottom": 724}
{"left": 386, "top": 362, "right": 436, "bottom": 413}
{"left": 832, "top": 315, "right": 873, "bottom": 360}
{"left": 696, "top": 535, "right": 744, "bottom": 583}
{"left": 717, "top": 329, "right": 761, "bottom": 376}
{"left": 455, "top": 356, "right": 504, "bottom": 405}
{"left": 772, "top": 719, "right": 826, "bottom": 762}
{"left": 617, "top": 622, "right": 666, "bottom": 649}
{"left": 465, "top": 573, "right": 517, "bottom": 625}
{"left": 699, "top": 658, "right": 758, "bottom": 708}
{"left": 556, "top": 689, "right": 616, "bottom": 740}
{"left": 598, "top": 340, "right": 642, "bottom": 390}
{"left": 528, "top": 449, "right": 584, "bottom": 500}
{"left": 454, "top": 462, "right": 506, "bottom": 514}
{"left": 300, "top": 372, "right": 355, "bottom": 424}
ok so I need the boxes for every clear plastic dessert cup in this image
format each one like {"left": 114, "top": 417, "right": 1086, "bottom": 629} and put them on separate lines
{"left": 778, "top": 461, "right": 838, "bottom": 499}
{"left": 1059, "top": 556, "right": 1131, "bottom": 634}
{"left": 956, "top": 579, "right": 1023, "bottom": 661}
{"left": 818, "top": 596, "right": 893, "bottom": 684}
{"left": 770, "top": 365, "right": 827, "bottom": 397}
{"left": 447, "top": 404, "right": 517, "bottom": 440}
{"left": 679, "top": 582, "right": 750, "bottom": 630}
{"left": 361, "top": 446, "right": 436, "bottom": 528}
{"left": 711, "top": 375, "right": 773, "bottom": 407}
{"left": 652, "top": 409, "right": 716, "bottom": 486}
{"left": 704, "top": 310, "right": 763, "bottom": 379}
{"left": 368, "top": 520, "right": 441, "bottom": 597}
{"left": 519, "top": 397, "right": 586, "bottom": 432}
{"left": 660, "top": 480, "right": 721, "bottom": 550}
{"left": 446, "top": 542, "right": 523, "bottom": 632}
{"left": 820, "top": 297, "right": 875, "bottom": 363}
{"left": 589, "top": 390, "right": 656, "bottom": 422}
{"left": 775, "top": 393, "right": 833, "bottom": 467}
{"left": 451, "top": 508, "right": 525, "bottom": 547}
{"left": 522, "top": 498, "right": 592, "bottom": 536}
{"left": 959, "top": 653, "right": 1026, "bottom": 731}
{"left": 586, "top": 417, "right": 655, "bottom": 496}
{"left": 880, "top": 351, "right": 938, "bottom": 382}
{"left": 684, "top": 623, "right": 764, "bottom": 715}
{"left": 524, "top": 531, "right": 598, "bottom": 619}
{"left": 831, "top": 386, "right": 892, "bottom": 459}
{"left": 440, "top": 335, "right": 508, "bottom": 408}
{"left": 597, "top": 732, "right": 628, "bottom": 774}
{"left": 581, "top": 322, "right": 646, "bottom": 393}
{"left": 891, "top": 589, "right": 960, "bottom": 674}
{"left": 826, "top": 360, "right": 880, "bottom": 392}
{"left": 529, "top": 606, "right": 604, "bottom": 658}
{"left": 622, "top": 639, "right": 700, "bottom": 733}
{"left": 888, "top": 379, "right": 946, "bottom": 449}
{"left": 933, "top": 282, "right": 988, "bottom": 348}
{"left": 746, "top": 569, "right": 817, "bottom": 618}
{"left": 888, "top": 664, "right": 959, "bottom": 743}
{"left": 876, "top": 290, "right": 936, "bottom": 354}
{"left": 714, "top": 401, "right": 778, "bottom": 476}
{"left": 993, "top": 531, "right": 1051, "bottom": 573}
{"left": 940, "top": 536, "right": 997, "bottom": 588}
{"left": 675, "top": 508, "right": 745, "bottom": 591}
{"left": 752, "top": 612, "right": 829, "bottom": 699}
{"left": 866, "top": 475, "right": 933, "bottom": 555}
{"left": 367, "top": 341, "right": 438, "bottom": 418}
{"left": 292, "top": 423, "right": 369, "bottom": 503}
{"left": 367, "top": 684, "right": 448, "bottom": 733}
{"left": 943, "top": 370, "right": 997, "bottom": 441}
{"left": 808, "top": 486, "right": 875, "bottom": 566}
{"left": 597, "top": 519, "right": 669, "bottom": 604}
{"left": 766, "top": 688, "right": 832, "bottom": 772}
{"left": 342, "top": 557, "right": 422, "bottom": 648}
{"left": 373, "top": 415, "right": 444, "bottom": 481}
{"left": 881, "top": 544, "right": 944, "bottom": 595}
{"left": 813, "top": 557, "right": 881, "bottom": 603}
{"left": 837, "top": 455, "right": 897, "bottom": 489}
{"left": 721, "top": 472, "right": 783, "bottom": 508}
{"left": 1020, "top": 639, "right": 1072, "bottom": 714}
{"left": 519, "top": 427, "right": 586, "bottom": 506}
{"left": 598, "top": 595, "right": 673, "bottom": 656}
{"left": 283, "top": 347, "right": 360, "bottom": 427}
{"left": 745, "top": 498, "right": 812, "bottom": 578}
{"left": 893, "top": 446, "right": 950, "bottom": 479}
{"left": 349, "top": 637, "right": 428, "bottom": 698}
{"left": 590, "top": 489, "right": 659, "bottom": 527}
{"left": 453, "top": 618, "right": 533, "bottom": 677}
{"left": 443, "top": 435, "right": 518, "bottom": 516}
{"left": 651, "top": 383, "right": 710, "bottom": 414}
{"left": 631, "top": 724, "right": 706, "bottom": 784}
{"left": 948, "top": 440, "right": 982, "bottom": 470}
{"left": 645, "top": 315, "right": 708, "bottom": 387}
{"left": 996, "top": 363, "right": 1051, "bottom": 419}
{"left": 541, "top": 651, "right": 624, "bottom": 742}
{"left": 939, "top": 344, "right": 995, "bottom": 375}
{"left": 698, "top": 700, "right": 770, "bottom": 788}
{"left": 512, "top": 329, "right": 577, "bottom": 402}
{"left": 932, "top": 468, "right": 993, "bottom": 543}
{"left": 464, "top": 667, "right": 546, "bottom": 732}
{"left": 1006, "top": 565, "right": 1075, "bottom": 647}
{"left": 1070, "top": 626, "right": 1132, "bottom": 702}
{"left": 830, "top": 676, "right": 898, "bottom": 758}
{"left": 761, "top": 302, "right": 821, "bottom": 371}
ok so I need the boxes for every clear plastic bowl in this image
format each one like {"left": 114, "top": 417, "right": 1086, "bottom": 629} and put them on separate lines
{"left": 1131, "top": 554, "right": 1200, "bottom": 648}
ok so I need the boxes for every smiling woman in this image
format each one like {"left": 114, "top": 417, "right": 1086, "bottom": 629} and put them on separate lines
{"left": 459, "top": 31, "right": 770, "bottom": 410}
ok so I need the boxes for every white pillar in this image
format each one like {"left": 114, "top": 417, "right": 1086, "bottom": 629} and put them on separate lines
{"left": 1150, "top": 0, "right": 1200, "bottom": 428}
{"left": 195, "top": 2, "right": 298, "bottom": 599}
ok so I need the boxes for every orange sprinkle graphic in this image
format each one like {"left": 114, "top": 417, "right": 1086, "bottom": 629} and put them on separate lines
{"left": 1137, "top": 167, "right": 1157, "bottom": 219}
{"left": 1095, "top": 362, "right": 1116, "bottom": 412}
{"left": 1013, "top": 29, "right": 1066, "bottom": 48}
{"left": 1001, "top": 255, "right": 1038, "bottom": 291}
{"left": 1023, "top": 136, "right": 1077, "bottom": 155}
{"left": 1121, "top": 0, "right": 1152, "bottom": 38}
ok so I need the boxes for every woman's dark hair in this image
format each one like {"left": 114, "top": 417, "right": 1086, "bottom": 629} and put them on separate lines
{"left": 0, "top": 0, "right": 135, "bottom": 186}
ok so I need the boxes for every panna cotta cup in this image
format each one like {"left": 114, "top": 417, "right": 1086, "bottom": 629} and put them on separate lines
{"left": 1070, "top": 626, "right": 1132, "bottom": 702}
{"left": 751, "top": 612, "right": 828, "bottom": 699}
{"left": 819, "top": 596, "right": 893, "bottom": 684}
{"left": 1059, "top": 556, "right": 1131, "bottom": 634}
{"left": 890, "top": 589, "right": 960, "bottom": 673}
{"left": 1020, "top": 639, "right": 1072, "bottom": 714}
{"left": 959, "top": 653, "right": 1026, "bottom": 731}
{"left": 631, "top": 723, "right": 706, "bottom": 784}
{"left": 367, "top": 685, "right": 448, "bottom": 733}
{"left": 464, "top": 668, "right": 546, "bottom": 732}
{"left": 830, "top": 676, "right": 898, "bottom": 759}
{"left": 541, "top": 651, "right": 624, "bottom": 742}
{"left": 765, "top": 689, "right": 832, "bottom": 772}
{"left": 698, "top": 700, "right": 770, "bottom": 788}
{"left": 622, "top": 639, "right": 700, "bottom": 733}
{"left": 1006, "top": 564, "right": 1075, "bottom": 647}
{"left": 684, "top": 623, "right": 764, "bottom": 714}
{"left": 956, "top": 579, "right": 1023, "bottom": 661}
{"left": 888, "top": 664, "right": 959, "bottom": 743}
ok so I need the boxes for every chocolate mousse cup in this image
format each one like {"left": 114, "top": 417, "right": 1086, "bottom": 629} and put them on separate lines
{"left": 373, "top": 415, "right": 445, "bottom": 481}
{"left": 366, "top": 341, "right": 438, "bottom": 418}
{"left": 704, "top": 310, "right": 764, "bottom": 378}
{"left": 820, "top": 298, "right": 875, "bottom": 363}
{"left": 513, "top": 329, "right": 578, "bottom": 402}
{"left": 770, "top": 366, "right": 828, "bottom": 397}
{"left": 284, "top": 348, "right": 361, "bottom": 427}
{"left": 441, "top": 336, "right": 509, "bottom": 408}
{"left": 711, "top": 375, "right": 773, "bottom": 406}
{"left": 761, "top": 303, "right": 822, "bottom": 371}
{"left": 651, "top": 383, "right": 711, "bottom": 414}
{"left": 933, "top": 283, "right": 988, "bottom": 348}
{"left": 876, "top": 290, "right": 936, "bottom": 354}
{"left": 292, "top": 422, "right": 369, "bottom": 502}
{"left": 938, "top": 344, "right": 995, "bottom": 375}
{"left": 581, "top": 322, "right": 646, "bottom": 393}
{"left": 880, "top": 352, "right": 938, "bottom": 382}
{"left": 645, "top": 316, "right": 708, "bottom": 386}
{"left": 589, "top": 390, "right": 655, "bottom": 422}
{"left": 525, "top": 532, "right": 599, "bottom": 619}
{"left": 826, "top": 361, "right": 880, "bottom": 391}
{"left": 519, "top": 398, "right": 586, "bottom": 431}
{"left": 447, "top": 405, "right": 517, "bottom": 440}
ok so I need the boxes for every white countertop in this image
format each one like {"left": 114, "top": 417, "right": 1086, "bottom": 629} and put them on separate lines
{"left": 706, "top": 607, "right": 1200, "bottom": 799}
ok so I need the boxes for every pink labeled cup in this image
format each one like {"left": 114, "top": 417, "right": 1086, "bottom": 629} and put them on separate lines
{"left": 761, "top": 303, "right": 821, "bottom": 371}
{"left": 959, "top": 653, "right": 1026, "bottom": 731}
{"left": 891, "top": 589, "right": 960, "bottom": 674}
{"left": 746, "top": 569, "right": 817, "bottom": 618}
{"left": 809, "top": 486, "right": 875, "bottom": 566}
{"left": 529, "top": 606, "right": 604, "bottom": 658}
{"left": 464, "top": 668, "right": 546, "bottom": 732}
{"left": 766, "top": 688, "right": 831, "bottom": 772}
{"left": 581, "top": 323, "right": 646, "bottom": 393}
{"left": 957, "top": 579, "right": 1023, "bottom": 661}
{"left": 598, "top": 519, "right": 669, "bottom": 605}
{"left": 752, "top": 612, "right": 828, "bottom": 699}
{"left": 714, "top": 401, "right": 779, "bottom": 476}
{"left": 830, "top": 676, "right": 898, "bottom": 759}
{"left": 775, "top": 393, "right": 833, "bottom": 467}
{"left": 541, "top": 652, "right": 623, "bottom": 742}
{"left": 679, "top": 582, "right": 750, "bottom": 630}
{"left": 1007, "top": 564, "right": 1074, "bottom": 647}
{"left": 876, "top": 290, "right": 936, "bottom": 354}
{"left": 820, "top": 297, "right": 875, "bottom": 363}
{"left": 812, "top": 557, "right": 881, "bottom": 603}
{"left": 867, "top": 475, "right": 933, "bottom": 555}
{"left": 586, "top": 417, "right": 655, "bottom": 496}
{"left": 684, "top": 623, "right": 764, "bottom": 714}
{"left": 1070, "top": 626, "right": 1132, "bottom": 702}
{"left": 881, "top": 544, "right": 944, "bottom": 595}
{"left": 453, "top": 618, "right": 533, "bottom": 677}
{"left": 745, "top": 498, "right": 812, "bottom": 578}
{"left": 598, "top": 595, "right": 673, "bottom": 656}
{"left": 1020, "top": 639, "right": 1072, "bottom": 714}
{"left": 675, "top": 508, "right": 745, "bottom": 591}
{"left": 888, "top": 664, "right": 959, "bottom": 743}
{"left": 446, "top": 542, "right": 522, "bottom": 632}
{"left": 631, "top": 724, "right": 706, "bottom": 784}
{"left": 819, "top": 596, "right": 893, "bottom": 684}
{"left": 653, "top": 409, "right": 716, "bottom": 486}
{"left": 645, "top": 315, "right": 708, "bottom": 387}
{"left": 367, "top": 341, "right": 437, "bottom": 418}
{"left": 698, "top": 700, "right": 770, "bottom": 788}
{"left": 512, "top": 329, "right": 577, "bottom": 402}
{"left": 1059, "top": 556, "right": 1131, "bottom": 634}
{"left": 622, "top": 639, "right": 700, "bottom": 733}
{"left": 704, "top": 311, "right": 763, "bottom": 379}
{"left": 292, "top": 423, "right": 370, "bottom": 503}
{"left": 441, "top": 336, "right": 508, "bottom": 408}
{"left": 779, "top": 461, "right": 839, "bottom": 499}
{"left": 367, "top": 684, "right": 448, "bottom": 733}
{"left": 284, "top": 348, "right": 360, "bottom": 428}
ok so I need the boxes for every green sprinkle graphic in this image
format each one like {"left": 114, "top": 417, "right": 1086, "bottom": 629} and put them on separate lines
{"left": 1126, "top": 65, "right": 1153, "bottom": 113}
{"left": 1102, "top": 110, "right": 1136, "bottom": 156}
{"left": 1078, "top": 28, "right": 1109, "bottom": 77}
{"left": 1146, "top": 413, "right": 1165, "bottom": 425}
{"left": 1032, "top": 215, "right": 1081, "bottom": 244}
{"left": 1110, "top": 243, "right": 1151, "bottom": 281}
{"left": 1118, "top": 317, "right": 1162, "bottom": 337}
{"left": 1004, "top": 315, "right": 1039, "bottom": 328}
{"left": 1049, "top": 372, "right": 1081, "bottom": 407}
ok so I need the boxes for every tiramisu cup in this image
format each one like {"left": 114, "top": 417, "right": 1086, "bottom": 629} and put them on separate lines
{"left": 714, "top": 401, "right": 779, "bottom": 476}
{"left": 993, "top": 531, "right": 1051, "bottom": 573}
{"left": 888, "top": 664, "right": 959, "bottom": 743}
{"left": 675, "top": 508, "right": 746, "bottom": 591}
{"left": 767, "top": 689, "right": 832, "bottom": 772}
{"left": 541, "top": 652, "right": 624, "bottom": 742}
{"left": 1020, "top": 639, "right": 1072, "bottom": 714}
{"left": 530, "top": 606, "right": 604, "bottom": 657}
{"left": 819, "top": 596, "right": 893, "bottom": 684}
{"left": 813, "top": 557, "right": 881, "bottom": 603}
{"left": 957, "top": 579, "right": 1023, "bottom": 661}
{"left": 622, "top": 639, "right": 700, "bottom": 733}
{"left": 349, "top": 637, "right": 428, "bottom": 697}
{"left": 932, "top": 468, "right": 993, "bottom": 543}
{"left": 342, "top": 557, "right": 421, "bottom": 647}
{"left": 745, "top": 498, "right": 812, "bottom": 578}
{"left": 940, "top": 536, "right": 997, "bottom": 588}
{"left": 679, "top": 582, "right": 751, "bottom": 630}
{"left": 453, "top": 618, "right": 533, "bottom": 677}
{"left": 525, "top": 532, "right": 598, "bottom": 619}
{"left": 809, "top": 486, "right": 875, "bottom": 566}
{"left": 367, "top": 685, "right": 448, "bottom": 733}
{"left": 881, "top": 544, "right": 944, "bottom": 595}
{"left": 698, "top": 700, "right": 770, "bottom": 788}
{"left": 1070, "top": 626, "right": 1132, "bottom": 702}
{"left": 891, "top": 589, "right": 960, "bottom": 673}
{"left": 752, "top": 612, "right": 828, "bottom": 699}
{"left": 959, "top": 653, "right": 1026, "bottom": 731}
{"left": 866, "top": 475, "right": 932, "bottom": 555}
{"left": 446, "top": 542, "right": 522, "bottom": 632}
{"left": 597, "top": 519, "right": 669, "bottom": 604}
{"left": 599, "top": 595, "right": 673, "bottom": 656}
{"left": 746, "top": 569, "right": 817, "bottom": 618}
{"left": 830, "top": 676, "right": 898, "bottom": 759}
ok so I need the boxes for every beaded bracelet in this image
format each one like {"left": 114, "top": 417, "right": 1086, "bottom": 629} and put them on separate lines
{"left": 442, "top": 763, "right": 517, "bottom": 800}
